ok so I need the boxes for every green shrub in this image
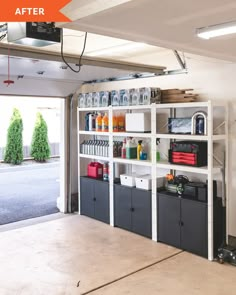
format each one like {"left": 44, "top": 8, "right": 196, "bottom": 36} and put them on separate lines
{"left": 31, "top": 112, "right": 50, "bottom": 162}
{"left": 4, "top": 108, "right": 23, "bottom": 165}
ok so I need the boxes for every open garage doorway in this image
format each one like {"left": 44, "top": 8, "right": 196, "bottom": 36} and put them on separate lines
{"left": 0, "top": 96, "right": 63, "bottom": 225}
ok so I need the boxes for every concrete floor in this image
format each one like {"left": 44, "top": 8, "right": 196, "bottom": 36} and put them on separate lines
{"left": 0, "top": 215, "right": 235, "bottom": 295}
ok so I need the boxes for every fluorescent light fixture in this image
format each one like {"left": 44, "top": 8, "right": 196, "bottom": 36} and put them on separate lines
{"left": 196, "top": 21, "right": 236, "bottom": 39}
{"left": 87, "top": 42, "right": 147, "bottom": 57}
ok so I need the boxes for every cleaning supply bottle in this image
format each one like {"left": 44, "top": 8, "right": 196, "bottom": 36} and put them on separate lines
{"left": 118, "top": 113, "right": 125, "bottom": 132}
{"left": 102, "top": 112, "right": 109, "bottom": 132}
{"left": 113, "top": 114, "right": 118, "bottom": 132}
{"left": 96, "top": 113, "right": 102, "bottom": 132}
{"left": 137, "top": 140, "right": 143, "bottom": 160}
{"left": 121, "top": 138, "right": 126, "bottom": 159}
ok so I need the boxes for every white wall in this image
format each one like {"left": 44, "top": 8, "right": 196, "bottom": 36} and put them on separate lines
{"left": 79, "top": 52, "right": 236, "bottom": 236}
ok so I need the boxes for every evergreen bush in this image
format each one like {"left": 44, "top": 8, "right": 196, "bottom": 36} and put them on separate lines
{"left": 4, "top": 108, "right": 23, "bottom": 164}
{"left": 31, "top": 112, "right": 50, "bottom": 162}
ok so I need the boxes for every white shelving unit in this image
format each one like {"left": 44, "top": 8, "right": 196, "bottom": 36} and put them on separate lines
{"left": 77, "top": 100, "right": 228, "bottom": 261}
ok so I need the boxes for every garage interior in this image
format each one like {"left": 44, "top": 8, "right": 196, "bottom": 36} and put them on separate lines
{"left": 1, "top": 0, "right": 236, "bottom": 294}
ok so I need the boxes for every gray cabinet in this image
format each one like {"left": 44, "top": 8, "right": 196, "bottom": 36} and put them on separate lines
{"left": 80, "top": 177, "right": 109, "bottom": 224}
{"left": 114, "top": 184, "right": 152, "bottom": 238}
{"left": 158, "top": 192, "right": 207, "bottom": 257}
{"left": 181, "top": 199, "right": 207, "bottom": 257}
{"left": 158, "top": 194, "right": 181, "bottom": 248}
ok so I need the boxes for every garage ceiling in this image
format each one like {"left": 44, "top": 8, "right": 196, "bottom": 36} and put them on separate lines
{"left": 0, "top": 49, "right": 165, "bottom": 97}
{"left": 63, "top": 0, "right": 236, "bottom": 62}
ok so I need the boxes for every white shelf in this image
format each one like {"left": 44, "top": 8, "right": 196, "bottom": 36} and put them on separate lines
{"left": 79, "top": 154, "right": 109, "bottom": 161}
{"left": 77, "top": 100, "right": 228, "bottom": 261}
{"left": 113, "top": 158, "right": 152, "bottom": 166}
{"left": 77, "top": 106, "right": 110, "bottom": 112}
{"left": 113, "top": 132, "right": 151, "bottom": 138}
{"left": 156, "top": 134, "right": 208, "bottom": 140}
{"left": 213, "top": 135, "right": 226, "bottom": 141}
{"left": 79, "top": 131, "right": 109, "bottom": 136}
{"left": 156, "top": 161, "right": 209, "bottom": 174}
{"left": 156, "top": 101, "right": 209, "bottom": 109}
{"left": 112, "top": 105, "right": 152, "bottom": 110}
{"left": 156, "top": 134, "right": 226, "bottom": 141}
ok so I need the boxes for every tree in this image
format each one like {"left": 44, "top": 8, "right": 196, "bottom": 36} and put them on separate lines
{"left": 4, "top": 108, "right": 23, "bottom": 164}
{"left": 31, "top": 112, "right": 50, "bottom": 162}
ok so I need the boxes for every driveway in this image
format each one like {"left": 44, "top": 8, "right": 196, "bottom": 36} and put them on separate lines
{"left": 0, "top": 162, "right": 59, "bottom": 225}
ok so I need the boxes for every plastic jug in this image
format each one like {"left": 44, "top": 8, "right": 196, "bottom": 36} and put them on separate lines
{"left": 96, "top": 113, "right": 102, "bottom": 132}
{"left": 113, "top": 115, "right": 118, "bottom": 132}
{"left": 118, "top": 113, "right": 125, "bottom": 132}
{"left": 102, "top": 113, "right": 109, "bottom": 132}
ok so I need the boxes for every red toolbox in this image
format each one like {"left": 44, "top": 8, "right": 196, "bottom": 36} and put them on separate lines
{"left": 171, "top": 152, "right": 197, "bottom": 165}
{"left": 169, "top": 141, "right": 207, "bottom": 167}
{"left": 87, "top": 162, "right": 103, "bottom": 178}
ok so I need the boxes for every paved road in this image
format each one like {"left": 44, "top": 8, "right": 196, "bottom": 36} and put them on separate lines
{"left": 0, "top": 163, "right": 59, "bottom": 225}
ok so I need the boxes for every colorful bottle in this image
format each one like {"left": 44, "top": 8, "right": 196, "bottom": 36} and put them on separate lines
{"left": 121, "top": 138, "right": 126, "bottom": 159}
{"left": 113, "top": 115, "right": 118, "bottom": 132}
{"left": 102, "top": 112, "right": 109, "bottom": 132}
{"left": 137, "top": 140, "right": 143, "bottom": 160}
{"left": 103, "top": 162, "right": 109, "bottom": 181}
{"left": 118, "top": 113, "right": 125, "bottom": 132}
{"left": 96, "top": 113, "right": 102, "bottom": 132}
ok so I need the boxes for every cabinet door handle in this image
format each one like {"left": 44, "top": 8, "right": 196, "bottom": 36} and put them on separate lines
{"left": 93, "top": 197, "right": 96, "bottom": 202}
{"left": 130, "top": 208, "right": 135, "bottom": 212}
{"left": 179, "top": 221, "right": 184, "bottom": 226}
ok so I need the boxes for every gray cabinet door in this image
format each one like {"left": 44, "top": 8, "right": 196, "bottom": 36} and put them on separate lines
{"left": 94, "top": 180, "right": 110, "bottom": 224}
{"left": 132, "top": 188, "right": 152, "bottom": 238}
{"left": 158, "top": 193, "right": 181, "bottom": 248}
{"left": 80, "top": 177, "right": 95, "bottom": 218}
{"left": 114, "top": 185, "right": 132, "bottom": 231}
{"left": 181, "top": 199, "right": 207, "bottom": 257}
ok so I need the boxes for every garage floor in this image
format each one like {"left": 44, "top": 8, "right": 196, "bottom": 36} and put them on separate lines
{"left": 0, "top": 215, "right": 235, "bottom": 295}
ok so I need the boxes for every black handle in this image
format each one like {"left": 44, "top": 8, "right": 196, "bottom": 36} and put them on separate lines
{"left": 179, "top": 221, "right": 184, "bottom": 226}
{"left": 130, "top": 208, "right": 135, "bottom": 212}
{"left": 93, "top": 197, "right": 96, "bottom": 202}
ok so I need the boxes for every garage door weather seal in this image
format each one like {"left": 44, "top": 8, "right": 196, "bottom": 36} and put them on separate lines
{"left": 80, "top": 250, "right": 184, "bottom": 294}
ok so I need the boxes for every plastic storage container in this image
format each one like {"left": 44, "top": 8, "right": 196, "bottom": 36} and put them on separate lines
{"left": 100, "top": 91, "right": 110, "bottom": 107}
{"left": 120, "top": 89, "right": 131, "bottom": 106}
{"left": 135, "top": 175, "right": 165, "bottom": 190}
{"left": 78, "top": 93, "right": 86, "bottom": 108}
{"left": 85, "top": 93, "right": 93, "bottom": 107}
{"left": 125, "top": 113, "right": 151, "bottom": 132}
{"left": 92, "top": 92, "right": 100, "bottom": 107}
{"left": 120, "top": 173, "right": 139, "bottom": 187}
{"left": 111, "top": 90, "right": 120, "bottom": 106}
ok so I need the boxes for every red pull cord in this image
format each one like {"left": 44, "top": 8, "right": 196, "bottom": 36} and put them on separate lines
{"left": 8, "top": 47, "right": 10, "bottom": 82}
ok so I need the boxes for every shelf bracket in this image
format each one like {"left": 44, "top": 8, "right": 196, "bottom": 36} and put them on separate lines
{"left": 213, "top": 154, "right": 223, "bottom": 166}
{"left": 173, "top": 50, "right": 187, "bottom": 70}
{"left": 213, "top": 121, "right": 226, "bottom": 133}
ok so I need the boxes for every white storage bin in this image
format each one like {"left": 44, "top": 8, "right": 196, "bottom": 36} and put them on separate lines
{"left": 135, "top": 175, "right": 165, "bottom": 191}
{"left": 125, "top": 113, "right": 151, "bottom": 132}
{"left": 135, "top": 174, "right": 152, "bottom": 190}
{"left": 120, "top": 173, "right": 139, "bottom": 187}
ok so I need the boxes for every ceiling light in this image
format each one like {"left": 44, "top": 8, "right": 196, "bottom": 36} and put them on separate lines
{"left": 196, "top": 21, "right": 236, "bottom": 39}
{"left": 86, "top": 42, "right": 147, "bottom": 57}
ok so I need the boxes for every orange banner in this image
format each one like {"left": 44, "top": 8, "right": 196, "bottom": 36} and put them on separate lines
{"left": 0, "top": 0, "right": 71, "bottom": 22}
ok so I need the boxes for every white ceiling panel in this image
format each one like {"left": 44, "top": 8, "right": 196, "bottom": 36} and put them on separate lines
{"left": 64, "top": 0, "right": 236, "bottom": 62}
